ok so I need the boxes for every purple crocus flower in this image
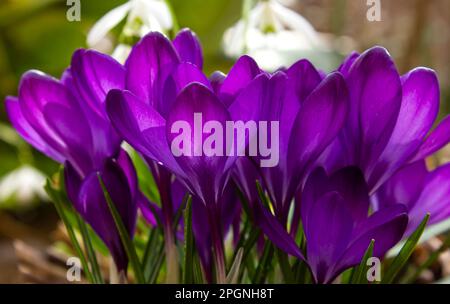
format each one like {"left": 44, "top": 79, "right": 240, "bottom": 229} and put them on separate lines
{"left": 301, "top": 167, "right": 408, "bottom": 283}
{"left": 230, "top": 60, "right": 349, "bottom": 232}
{"left": 5, "top": 49, "right": 139, "bottom": 272}
{"left": 106, "top": 30, "right": 254, "bottom": 281}
{"left": 374, "top": 161, "right": 450, "bottom": 236}
{"left": 321, "top": 47, "right": 450, "bottom": 193}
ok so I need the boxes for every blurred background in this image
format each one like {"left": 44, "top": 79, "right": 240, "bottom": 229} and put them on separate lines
{"left": 0, "top": 0, "right": 449, "bottom": 283}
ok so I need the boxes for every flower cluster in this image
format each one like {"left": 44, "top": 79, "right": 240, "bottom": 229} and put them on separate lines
{"left": 5, "top": 29, "right": 450, "bottom": 283}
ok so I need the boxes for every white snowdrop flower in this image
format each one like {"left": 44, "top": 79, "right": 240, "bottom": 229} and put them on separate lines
{"left": 87, "top": 0, "right": 173, "bottom": 49}
{"left": 223, "top": 0, "right": 327, "bottom": 71}
{"left": 0, "top": 165, "right": 48, "bottom": 207}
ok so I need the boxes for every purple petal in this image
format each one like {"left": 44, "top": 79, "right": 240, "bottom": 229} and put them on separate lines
{"left": 305, "top": 192, "right": 353, "bottom": 284}
{"left": 160, "top": 62, "right": 212, "bottom": 118}
{"left": 337, "top": 52, "right": 360, "bottom": 76}
{"left": 173, "top": 28, "right": 203, "bottom": 69}
{"left": 166, "top": 83, "right": 231, "bottom": 204}
{"left": 71, "top": 49, "right": 125, "bottom": 117}
{"left": 347, "top": 47, "right": 402, "bottom": 175}
{"left": 368, "top": 68, "right": 440, "bottom": 190}
{"left": 408, "top": 163, "right": 450, "bottom": 234}
{"left": 335, "top": 206, "right": 408, "bottom": 277}
{"left": 106, "top": 89, "right": 185, "bottom": 178}
{"left": 409, "top": 115, "right": 450, "bottom": 163}
{"left": 288, "top": 72, "right": 349, "bottom": 184}
{"left": 125, "top": 32, "right": 180, "bottom": 105}
{"left": 254, "top": 202, "right": 304, "bottom": 259}
{"left": 286, "top": 59, "right": 322, "bottom": 103}
{"left": 5, "top": 96, "right": 65, "bottom": 163}
{"left": 219, "top": 55, "right": 260, "bottom": 107}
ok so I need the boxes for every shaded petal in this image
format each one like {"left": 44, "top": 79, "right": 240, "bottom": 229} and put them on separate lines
{"left": 106, "top": 89, "right": 184, "bottom": 177}
{"left": 173, "top": 28, "right": 203, "bottom": 68}
{"left": 305, "top": 192, "right": 353, "bottom": 284}
{"left": 368, "top": 68, "right": 440, "bottom": 190}
{"left": 337, "top": 52, "right": 360, "bottom": 76}
{"left": 254, "top": 202, "right": 304, "bottom": 259}
{"left": 160, "top": 62, "right": 211, "bottom": 118}
{"left": 125, "top": 32, "right": 180, "bottom": 105}
{"left": 288, "top": 72, "right": 349, "bottom": 185}
{"left": 219, "top": 55, "right": 260, "bottom": 107}
{"left": 335, "top": 206, "right": 408, "bottom": 277}
{"left": 347, "top": 47, "right": 402, "bottom": 176}
{"left": 408, "top": 163, "right": 450, "bottom": 234}
{"left": 71, "top": 49, "right": 125, "bottom": 117}
{"left": 166, "top": 83, "right": 231, "bottom": 204}
{"left": 5, "top": 96, "right": 64, "bottom": 163}
{"left": 286, "top": 59, "right": 322, "bottom": 103}
{"left": 409, "top": 115, "right": 450, "bottom": 163}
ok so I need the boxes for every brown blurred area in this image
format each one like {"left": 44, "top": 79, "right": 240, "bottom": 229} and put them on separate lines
{"left": 296, "top": 0, "right": 450, "bottom": 114}
{"left": 0, "top": 0, "right": 449, "bottom": 283}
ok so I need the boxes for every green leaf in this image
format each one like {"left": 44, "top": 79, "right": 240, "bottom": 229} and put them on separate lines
{"left": 44, "top": 177, "right": 94, "bottom": 283}
{"left": 382, "top": 214, "right": 430, "bottom": 284}
{"left": 227, "top": 247, "right": 244, "bottom": 284}
{"left": 350, "top": 239, "right": 374, "bottom": 284}
{"left": 183, "top": 196, "right": 194, "bottom": 284}
{"left": 97, "top": 174, "right": 145, "bottom": 283}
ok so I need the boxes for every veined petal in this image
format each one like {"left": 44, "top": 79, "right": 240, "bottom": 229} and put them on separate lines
{"left": 219, "top": 55, "right": 260, "bottom": 107}
{"left": 368, "top": 68, "right": 439, "bottom": 190}
{"left": 125, "top": 32, "right": 180, "bottom": 105}
{"left": 173, "top": 28, "right": 203, "bottom": 69}
{"left": 5, "top": 96, "right": 64, "bottom": 163}
{"left": 409, "top": 115, "right": 450, "bottom": 163}
{"left": 286, "top": 59, "right": 322, "bottom": 104}
{"left": 71, "top": 49, "right": 125, "bottom": 117}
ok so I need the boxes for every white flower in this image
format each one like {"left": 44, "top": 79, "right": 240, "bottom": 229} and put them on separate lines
{"left": 0, "top": 165, "right": 48, "bottom": 207}
{"left": 223, "top": 0, "right": 326, "bottom": 71}
{"left": 87, "top": 0, "right": 173, "bottom": 49}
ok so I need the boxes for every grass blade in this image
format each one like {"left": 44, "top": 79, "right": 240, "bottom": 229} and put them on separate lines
{"left": 382, "top": 214, "right": 430, "bottom": 284}
{"left": 97, "top": 174, "right": 145, "bottom": 283}
{"left": 350, "top": 239, "right": 374, "bottom": 284}
{"left": 183, "top": 196, "right": 194, "bottom": 284}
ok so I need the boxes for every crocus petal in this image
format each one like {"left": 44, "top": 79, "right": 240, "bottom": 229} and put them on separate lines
{"left": 254, "top": 202, "right": 304, "bottom": 259}
{"left": 173, "top": 28, "right": 203, "bottom": 69}
{"left": 125, "top": 32, "right": 180, "bottom": 106}
{"left": 374, "top": 160, "right": 428, "bottom": 211}
{"left": 43, "top": 103, "right": 94, "bottom": 175}
{"left": 209, "top": 71, "right": 226, "bottom": 94}
{"left": 166, "top": 83, "right": 231, "bottom": 204}
{"left": 5, "top": 96, "right": 64, "bottom": 163}
{"left": 335, "top": 206, "right": 408, "bottom": 278}
{"left": 87, "top": 2, "right": 132, "bottom": 47}
{"left": 71, "top": 49, "right": 125, "bottom": 117}
{"left": 286, "top": 59, "right": 322, "bottom": 103}
{"left": 408, "top": 163, "right": 450, "bottom": 234}
{"left": 160, "top": 62, "right": 212, "bottom": 118}
{"left": 337, "top": 52, "right": 360, "bottom": 76}
{"left": 409, "top": 115, "right": 450, "bottom": 163}
{"left": 106, "top": 89, "right": 184, "bottom": 178}
{"left": 368, "top": 68, "right": 440, "bottom": 190}
{"left": 347, "top": 47, "right": 402, "bottom": 177}
{"left": 288, "top": 72, "right": 349, "bottom": 183}
{"left": 305, "top": 192, "right": 353, "bottom": 284}
{"left": 219, "top": 55, "right": 261, "bottom": 107}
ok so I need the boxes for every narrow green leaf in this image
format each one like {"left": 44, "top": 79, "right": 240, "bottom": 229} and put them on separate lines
{"left": 350, "top": 239, "right": 374, "bottom": 284}
{"left": 183, "top": 196, "right": 194, "bottom": 284}
{"left": 277, "top": 249, "right": 295, "bottom": 283}
{"left": 44, "top": 178, "right": 94, "bottom": 283}
{"left": 97, "top": 174, "right": 145, "bottom": 283}
{"left": 252, "top": 240, "right": 274, "bottom": 283}
{"left": 382, "top": 214, "right": 430, "bottom": 284}
{"left": 227, "top": 248, "right": 244, "bottom": 284}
